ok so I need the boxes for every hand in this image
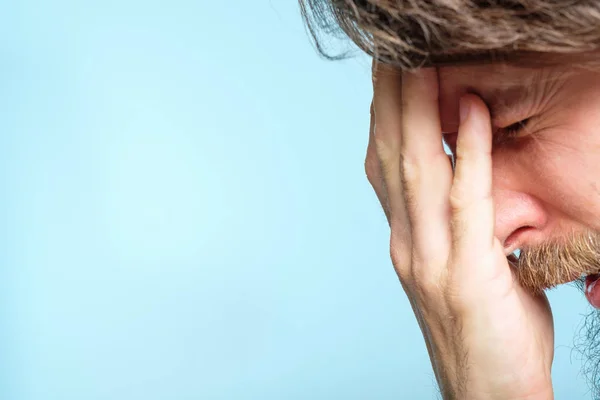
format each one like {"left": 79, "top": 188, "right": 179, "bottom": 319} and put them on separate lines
{"left": 366, "top": 62, "right": 555, "bottom": 399}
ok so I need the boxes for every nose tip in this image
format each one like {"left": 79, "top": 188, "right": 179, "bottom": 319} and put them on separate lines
{"left": 494, "top": 191, "right": 548, "bottom": 254}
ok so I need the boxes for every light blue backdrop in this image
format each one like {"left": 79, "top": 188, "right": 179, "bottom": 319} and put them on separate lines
{"left": 0, "top": 1, "right": 592, "bottom": 399}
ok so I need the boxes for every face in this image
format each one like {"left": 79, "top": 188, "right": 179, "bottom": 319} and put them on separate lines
{"left": 438, "top": 63, "right": 600, "bottom": 293}
{"left": 437, "top": 63, "right": 600, "bottom": 390}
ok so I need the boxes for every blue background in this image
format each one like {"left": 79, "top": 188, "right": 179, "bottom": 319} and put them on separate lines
{"left": 0, "top": 1, "right": 593, "bottom": 399}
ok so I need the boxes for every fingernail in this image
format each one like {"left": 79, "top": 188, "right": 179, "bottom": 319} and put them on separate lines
{"left": 459, "top": 96, "right": 471, "bottom": 124}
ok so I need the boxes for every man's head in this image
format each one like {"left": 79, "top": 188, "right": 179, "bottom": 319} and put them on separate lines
{"left": 301, "top": 0, "right": 600, "bottom": 293}
{"left": 437, "top": 63, "right": 600, "bottom": 294}
{"left": 301, "top": 0, "right": 600, "bottom": 392}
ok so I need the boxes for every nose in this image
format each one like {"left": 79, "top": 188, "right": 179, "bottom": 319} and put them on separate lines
{"left": 493, "top": 189, "right": 548, "bottom": 255}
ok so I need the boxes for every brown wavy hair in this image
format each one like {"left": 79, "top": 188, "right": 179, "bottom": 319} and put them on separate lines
{"left": 299, "top": 0, "right": 600, "bottom": 70}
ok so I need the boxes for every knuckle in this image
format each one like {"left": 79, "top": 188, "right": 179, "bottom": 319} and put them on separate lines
{"left": 373, "top": 134, "right": 394, "bottom": 161}
{"left": 448, "top": 186, "right": 470, "bottom": 212}
{"left": 364, "top": 152, "right": 380, "bottom": 186}
{"left": 390, "top": 244, "right": 409, "bottom": 273}
{"left": 398, "top": 159, "right": 419, "bottom": 208}
{"left": 400, "top": 154, "right": 420, "bottom": 185}
{"left": 389, "top": 237, "right": 411, "bottom": 278}
{"left": 372, "top": 127, "right": 399, "bottom": 162}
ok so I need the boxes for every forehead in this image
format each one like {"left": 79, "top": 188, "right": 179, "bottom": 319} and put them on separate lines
{"left": 437, "top": 64, "right": 554, "bottom": 132}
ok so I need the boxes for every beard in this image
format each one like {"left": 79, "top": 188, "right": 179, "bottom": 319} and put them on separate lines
{"left": 511, "top": 229, "right": 600, "bottom": 294}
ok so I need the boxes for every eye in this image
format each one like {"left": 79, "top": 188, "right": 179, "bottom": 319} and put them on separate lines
{"left": 503, "top": 119, "right": 529, "bottom": 136}
{"left": 495, "top": 118, "right": 530, "bottom": 146}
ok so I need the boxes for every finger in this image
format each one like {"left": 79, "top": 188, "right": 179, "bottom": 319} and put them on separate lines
{"left": 366, "top": 101, "right": 391, "bottom": 222}
{"left": 449, "top": 94, "right": 496, "bottom": 265}
{"left": 372, "top": 62, "right": 411, "bottom": 241}
{"left": 400, "top": 69, "right": 453, "bottom": 268}
{"left": 372, "top": 65, "right": 442, "bottom": 381}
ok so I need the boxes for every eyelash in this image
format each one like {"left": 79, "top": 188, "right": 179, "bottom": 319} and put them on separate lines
{"left": 495, "top": 118, "right": 529, "bottom": 144}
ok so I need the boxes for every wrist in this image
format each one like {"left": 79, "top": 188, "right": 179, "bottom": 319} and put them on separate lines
{"left": 460, "top": 384, "right": 554, "bottom": 400}
{"left": 441, "top": 377, "right": 553, "bottom": 400}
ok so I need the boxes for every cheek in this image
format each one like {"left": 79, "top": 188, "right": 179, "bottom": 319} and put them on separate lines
{"left": 504, "top": 139, "right": 600, "bottom": 228}
{"left": 546, "top": 170, "right": 600, "bottom": 230}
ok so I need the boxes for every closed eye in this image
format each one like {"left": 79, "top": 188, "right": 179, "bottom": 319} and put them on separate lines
{"left": 494, "top": 118, "right": 530, "bottom": 147}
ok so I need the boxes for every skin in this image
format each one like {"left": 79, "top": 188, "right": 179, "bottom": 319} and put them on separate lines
{"left": 438, "top": 64, "right": 600, "bottom": 250}
{"left": 366, "top": 62, "right": 600, "bottom": 399}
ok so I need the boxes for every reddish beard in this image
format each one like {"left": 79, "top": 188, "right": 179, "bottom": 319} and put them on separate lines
{"left": 513, "top": 229, "right": 600, "bottom": 294}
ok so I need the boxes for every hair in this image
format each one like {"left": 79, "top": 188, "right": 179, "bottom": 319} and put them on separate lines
{"left": 299, "top": 0, "right": 600, "bottom": 70}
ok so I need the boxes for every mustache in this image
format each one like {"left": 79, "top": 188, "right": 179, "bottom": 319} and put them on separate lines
{"left": 512, "top": 229, "right": 600, "bottom": 293}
